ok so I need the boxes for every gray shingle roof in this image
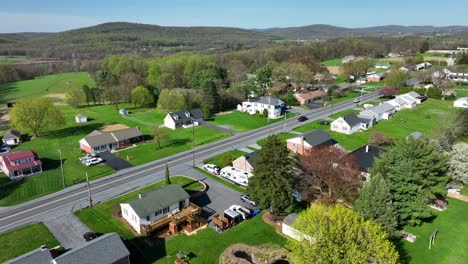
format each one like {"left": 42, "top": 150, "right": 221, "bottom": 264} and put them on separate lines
{"left": 283, "top": 213, "right": 298, "bottom": 226}
{"left": 111, "top": 127, "right": 143, "bottom": 141}
{"left": 368, "top": 103, "right": 395, "bottom": 114}
{"left": 349, "top": 145, "right": 387, "bottom": 172}
{"left": 243, "top": 152, "right": 258, "bottom": 168}
{"left": 4, "top": 248, "right": 53, "bottom": 264}
{"left": 168, "top": 108, "right": 204, "bottom": 125}
{"left": 302, "top": 129, "right": 334, "bottom": 147}
{"left": 342, "top": 113, "right": 363, "bottom": 127}
{"left": 3, "top": 129, "right": 21, "bottom": 140}
{"left": 254, "top": 96, "right": 283, "bottom": 106}
{"left": 83, "top": 128, "right": 142, "bottom": 148}
{"left": 124, "top": 184, "right": 189, "bottom": 218}
{"left": 54, "top": 233, "right": 129, "bottom": 264}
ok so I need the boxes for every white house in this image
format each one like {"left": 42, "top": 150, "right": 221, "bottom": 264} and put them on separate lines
{"left": 330, "top": 114, "right": 374, "bottom": 135}
{"left": 454, "top": 97, "right": 468, "bottom": 108}
{"left": 386, "top": 97, "right": 408, "bottom": 111}
{"left": 238, "top": 96, "right": 284, "bottom": 119}
{"left": 75, "top": 114, "right": 88, "bottom": 124}
{"left": 164, "top": 108, "right": 204, "bottom": 130}
{"left": 1, "top": 129, "right": 21, "bottom": 145}
{"left": 359, "top": 103, "right": 396, "bottom": 121}
{"left": 415, "top": 62, "right": 432, "bottom": 71}
{"left": 282, "top": 213, "right": 312, "bottom": 242}
{"left": 404, "top": 91, "right": 423, "bottom": 104}
{"left": 398, "top": 94, "right": 417, "bottom": 108}
{"left": 120, "top": 184, "right": 191, "bottom": 235}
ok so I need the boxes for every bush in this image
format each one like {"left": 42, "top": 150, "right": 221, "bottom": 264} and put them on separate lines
{"left": 369, "top": 131, "right": 393, "bottom": 146}
{"left": 262, "top": 109, "right": 268, "bottom": 118}
{"left": 282, "top": 93, "right": 300, "bottom": 106}
{"left": 221, "top": 153, "right": 235, "bottom": 167}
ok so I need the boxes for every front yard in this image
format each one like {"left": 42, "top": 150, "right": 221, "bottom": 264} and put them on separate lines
{"left": 208, "top": 111, "right": 294, "bottom": 132}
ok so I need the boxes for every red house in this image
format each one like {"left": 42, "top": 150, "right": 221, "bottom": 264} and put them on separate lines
{"left": 0, "top": 150, "right": 43, "bottom": 179}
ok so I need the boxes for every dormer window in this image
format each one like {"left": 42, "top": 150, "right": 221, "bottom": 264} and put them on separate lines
{"left": 185, "top": 112, "right": 191, "bottom": 118}
{"left": 174, "top": 115, "right": 179, "bottom": 120}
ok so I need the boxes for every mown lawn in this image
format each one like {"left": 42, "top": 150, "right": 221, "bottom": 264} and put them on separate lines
{"left": 208, "top": 111, "right": 294, "bottom": 132}
{"left": 115, "top": 126, "right": 231, "bottom": 166}
{"left": 320, "top": 91, "right": 360, "bottom": 105}
{"left": 402, "top": 198, "right": 468, "bottom": 264}
{"left": 461, "top": 187, "right": 468, "bottom": 196}
{"left": 203, "top": 149, "right": 247, "bottom": 168}
{"left": 0, "top": 223, "right": 59, "bottom": 263}
{"left": 320, "top": 58, "right": 342, "bottom": 67}
{"left": 0, "top": 72, "right": 95, "bottom": 103}
{"left": 128, "top": 108, "right": 169, "bottom": 125}
{"left": 257, "top": 132, "right": 297, "bottom": 146}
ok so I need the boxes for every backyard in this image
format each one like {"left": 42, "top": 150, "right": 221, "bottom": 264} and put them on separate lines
{"left": 208, "top": 111, "right": 294, "bottom": 132}
{"left": 320, "top": 58, "right": 342, "bottom": 67}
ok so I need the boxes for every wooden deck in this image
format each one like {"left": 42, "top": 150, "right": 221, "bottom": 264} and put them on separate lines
{"left": 141, "top": 202, "right": 201, "bottom": 235}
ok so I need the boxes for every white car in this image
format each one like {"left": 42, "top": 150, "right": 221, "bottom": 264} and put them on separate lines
{"left": 203, "top": 164, "right": 220, "bottom": 175}
{"left": 353, "top": 98, "right": 361, "bottom": 103}
{"left": 85, "top": 157, "right": 103, "bottom": 166}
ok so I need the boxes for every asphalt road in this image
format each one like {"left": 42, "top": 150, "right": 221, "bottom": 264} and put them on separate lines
{"left": 0, "top": 91, "right": 380, "bottom": 235}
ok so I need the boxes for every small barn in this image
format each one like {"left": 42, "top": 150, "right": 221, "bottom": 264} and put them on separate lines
{"left": 75, "top": 114, "right": 88, "bottom": 124}
{"left": 119, "top": 109, "right": 129, "bottom": 115}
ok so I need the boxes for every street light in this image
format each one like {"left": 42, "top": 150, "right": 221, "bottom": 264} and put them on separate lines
{"left": 58, "top": 149, "right": 65, "bottom": 189}
{"left": 191, "top": 117, "right": 195, "bottom": 167}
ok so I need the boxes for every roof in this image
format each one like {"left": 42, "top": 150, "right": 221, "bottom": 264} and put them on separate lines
{"left": 388, "top": 97, "right": 407, "bottom": 106}
{"left": 349, "top": 145, "right": 387, "bottom": 172}
{"left": 167, "top": 108, "right": 204, "bottom": 125}
{"left": 283, "top": 213, "right": 298, "bottom": 226}
{"left": 367, "top": 103, "right": 395, "bottom": 114}
{"left": 296, "top": 91, "right": 325, "bottom": 101}
{"left": 406, "top": 78, "right": 421, "bottom": 87}
{"left": 1, "top": 150, "right": 37, "bottom": 162}
{"left": 54, "top": 233, "right": 129, "bottom": 264}
{"left": 454, "top": 97, "right": 468, "bottom": 103}
{"left": 301, "top": 129, "right": 334, "bottom": 147}
{"left": 243, "top": 152, "right": 258, "bottom": 168}
{"left": 3, "top": 129, "right": 21, "bottom": 140}
{"left": 406, "top": 91, "right": 421, "bottom": 99}
{"left": 111, "top": 127, "right": 143, "bottom": 141}
{"left": 399, "top": 94, "right": 417, "bottom": 103}
{"left": 82, "top": 128, "right": 142, "bottom": 148}
{"left": 375, "top": 61, "right": 390, "bottom": 66}
{"left": 123, "top": 184, "right": 189, "bottom": 218}
{"left": 75, "top": 114, "right": 87, "bottom": 118}
{"left": 253, "top": 96, "right": 284, "bottom": 106}
{"left": 342, "top": 113, "right": 363, "bottom": 127}
{"left": 4, "top": 248, "right": 53, "bottom": 264}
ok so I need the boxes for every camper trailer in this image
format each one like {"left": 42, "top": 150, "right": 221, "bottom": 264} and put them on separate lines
{"left": 220, "top": 166, "right": 253, "bottom": 186}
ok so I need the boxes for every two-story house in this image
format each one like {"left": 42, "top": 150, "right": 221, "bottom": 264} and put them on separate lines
{"left": 0, "top": 150, "right": 42, "bottom": 179}
{"left": 163, "top": 108, "right": 204, "bottom": 130}
{"left": 238, "top": 96, "right": 285, "bottom": 119}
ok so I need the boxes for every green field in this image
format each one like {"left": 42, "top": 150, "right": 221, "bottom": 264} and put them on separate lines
{"left": 402, "top": 198, "right": 468, "bottom": 264}
{"left": 208, "top": 111, "right": 294, "bottom": 132}
{"left": 127, "top": 108, "right": 169, "bottom": 125}
{"left": 203, "top": 149, "right": 247, "bottom": 168}
{"left": 0, "top": 55, "right": 26, "bottom": 64}
{"left": 461, "top": 187, "right": 468, "bottom": 196}
{"left": 0, "top": 72, "right": 96, "bottom": 104}
{"left": 320, "top": 58, "right": 342, "bottom": 67}
{"left": 0, "top": 223, "right": 59, "bottom": 263}
{"left": 422, "top": 52, "right": 448, "bottom": 58}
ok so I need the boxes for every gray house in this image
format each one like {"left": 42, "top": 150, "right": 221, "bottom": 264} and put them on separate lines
{"left": 359, "top": 103, "right": 396, "bottom": 121}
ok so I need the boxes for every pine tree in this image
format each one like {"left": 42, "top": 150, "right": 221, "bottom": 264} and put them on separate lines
{"left": 247, "top": 135, "right": 296, "bottom": 214}
{"left": 165, "top": 162, "right": 171, "bottom": 185}
{"left": 201, "top": 80, "right": 220, "bottom": 117}
{"left": 354, "top": 174, "right": 399, "bottom": 238}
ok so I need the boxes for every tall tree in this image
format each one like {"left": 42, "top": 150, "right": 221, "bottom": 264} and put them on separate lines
{"left": 10, "top": 98, "right": 65, "bottom": 138}
{"left": 384, "top": 71, "right": 408, "bottom": 89}
{"left": 371, "top": 138, "right": 449, "bottom": 225}
{"left": 453, "top": 109, "right": 468, "bottom": 138}
{"left": 65, "top": 89, "right": 85, "bottom": 107}
{"left": 157, "top": 89, "right": 186, "bottom": 111}
{"left": 248, "top": 135, "right": 296, "bottom": 214}
{"left": 448, "top": 143, "right": 468, "bottom": 185}
{"left": 165, "top": 162, "right": 171, "bottom": 185}
{"left": 131, "top": 86, "right": 154, "bottom": 107}
{"left": 201, "top": 80, "right": 220, "bottom": 118}
{"left": 354, "top": 174, "right": 399, "bottom": 239}
{"left": 151, "top": 125, "right": 170, "bottom": 149}
{"left": 286, "top": 204, "right": 399, "bottom": 264}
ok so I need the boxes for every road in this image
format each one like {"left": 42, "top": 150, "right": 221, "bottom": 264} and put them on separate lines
{"left": 0, "top": 91, "right": 380, "bottom": 235}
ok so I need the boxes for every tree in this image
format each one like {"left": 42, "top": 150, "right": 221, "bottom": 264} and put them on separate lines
{"left": 221, "top": 152, "right": 235, "bottom": 167}
{"left": 286, "top": 204, "right": 399, "bottom": 264}
{"left": 157, "top": 89, "right": 186, "bottom": 111}
{"left": 371, "top": 138, "right": 449, "bottom": 225}
{"left": 151, "top": 126, "right": 170, "bottom": 149}
{"left": 281, "top": 93, "right": 300, "bottom": 106}
{"left": 201, "top": 80, "right": 220, "bottom": 117}
{"left": 453, "top": 109, "right": 468, "bottom": 138}
{"left": 457, "top": 53, "right": 468, "bottom": 65}
{"left": 378, "top": 87, "right": 397, "bottom": 98}
{"left": 255, "top": 64, "right": 272, "bottom": 89}
{"left": 272, "top": 62, "right": 312, "bottom": 90}
{"left": 248, "top": 135, "right": 296, "bottom": 214}
{"left": 65, "top": 89, "right": 85, "bottom": 107}
{"left": 420, "top": 40, "right": 430, "bottom": 53}
{"left": 369, "top": 131, "right": 393, "bottom": 146}
{"left": 165, "top": 162, "right": 171, "bottom": 185}
{"left": 449, "top": 143, "right": 468, "bottom": 184}
{"left": 10, "top": 98, "right": 65, "bottom": 138}
{"left": 384, "top": 71, "right": 408, "bottom": 89}
{"left": 131, "top": 86, "right": 154, "bottom": 107}
{"left": 354, "top": 174, "right": 399, "bottom": 239}
{"left": 300, "top": 146, "right": 362, "bottom": 204}
{"left": 104, "top": 86, "right": 123, "bottom": 110}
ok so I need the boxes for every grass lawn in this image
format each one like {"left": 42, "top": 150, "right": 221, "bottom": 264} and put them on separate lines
{"left": 294, "top": 120, "right": 330, "bottom": 133}
{"left": 208, "top": 111, "right": 294, "bottom": 132}
{"left": 320, "top": 58, "right": 342, "bottom": 67}
{"left": 422, "top": 52, "right": 448, "bottom": 58}
{"left": 0, "top": 55, "right": 26, "bottom": 64}
{"left": 127, "top": 108, "right": 169, "bottom": 125}
{"left": 203, "top": 149, "right": 247, "bottom": 168}
{"left": 330, "top": 109, "right": 359, "bottom": 119}
{"left": 460, "top": 187, "right": 468, "bottom": 196}
{"left": 402, "top": 198, "right": 468, "bottom": 264}
{"left": 257, "top": 132, "right": 297, "bottom": 146}
{"left": 115, "top": 126, "right": 231, "bottom": 166}
{"left": 0, "top": 72, "right": 95, "bottom": 104}
{"left": 0, "top": 223, "right": 59, "bottom": 263}
{"left": 195, "top": 168, "right": 245, "bottom": 193}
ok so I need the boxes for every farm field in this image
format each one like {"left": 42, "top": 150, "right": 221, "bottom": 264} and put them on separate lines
{"left": 320, "top": 58, "right": 342, "bottom": 67}
{"left": 0, "top": 223, "right": 59, "bottom": 263}
{"left": 208, "top": 111, "right": 295, "bottom": 132}
{"left": 0, "top": 72, "right": 95, "bottom": 104}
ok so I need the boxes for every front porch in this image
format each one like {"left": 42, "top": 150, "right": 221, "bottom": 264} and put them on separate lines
{"left": 8, "top": 164, "right": 42, "bottom": 179}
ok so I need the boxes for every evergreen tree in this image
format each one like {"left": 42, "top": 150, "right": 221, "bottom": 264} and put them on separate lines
{"left": 371, "top": 138, "right": 449, "bottom": 225}
{"left": 247, "top": 135, "right": 296, "bottom": 214}
{"left": 165, "top": 162, "right": 171, "bottom": 185}
{"left": 354, "top": 174, "right": 399, "bottom": 238}
{"left": 201, "top": 80, "right": 220, "bottom": 117}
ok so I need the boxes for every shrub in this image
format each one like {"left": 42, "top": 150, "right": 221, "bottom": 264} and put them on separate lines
{"left": 369, "top": 131, "right": 393, "bottom": 146}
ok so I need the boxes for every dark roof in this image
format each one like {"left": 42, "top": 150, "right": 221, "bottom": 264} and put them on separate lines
{"left": 302, "top": 129, "right": 334, "bottom": 147}
{"left": 283, "top": 213, "right": 298, "bottom": 226}
{"left": 54, "top": 233, "right": 129, "bottom": 264}
{"left": 124, "top": 184, "right": 189, "bottom": 218}
{"left": 342, "top": 113, "right": 363, "bottom": 127}
{"left": 111, "top": 127, "right": 142, "bottom": 141}
{"left": 3, "top": 129, "right": 21, "bottom": 140}
{"left": 168, "top": 108, "right": 204, "bottom": 125}
{"left": 82, "top": 128, "right": 142, "bottom": 147}
{"left": 349, "top": 145, "right": 387, "bottom": 172}
{"left": 253, "top": 96, "right": 283, "bottom": 106}
{"left": 243, "top": 152, "right": 258, "bottom": 168}
{"left": 4, "top": 248, "right": 53, "bottom": 264}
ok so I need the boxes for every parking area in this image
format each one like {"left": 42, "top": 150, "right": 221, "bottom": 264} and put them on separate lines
{"left": 99, "top": 151, "right": 133, "bottom": 170}
{"left": 43, "top": 213, "right": 92, "bottom": 249}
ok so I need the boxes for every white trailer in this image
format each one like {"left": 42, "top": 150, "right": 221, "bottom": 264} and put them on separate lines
{"left": 220, "top": 166, "right": 253, "bottom": 187}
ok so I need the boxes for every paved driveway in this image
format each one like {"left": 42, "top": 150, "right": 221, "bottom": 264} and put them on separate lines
{"left": 100, "top": 151, "right": 133, "bottom": 170}
{"left": 44, "top": 214, "right": 91, "bottom": 249}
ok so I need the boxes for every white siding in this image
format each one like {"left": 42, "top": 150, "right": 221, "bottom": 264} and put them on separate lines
{"left": 164, "top": 115, "right": 177, "bottom": 130}
{"left": 331, "top": 117, "right": 358, "bottom": 135}
{"left": 120, "top": 203, "right": 141, "bottom": 234}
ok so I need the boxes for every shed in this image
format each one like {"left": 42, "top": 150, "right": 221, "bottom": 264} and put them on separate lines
{"left": 75, "top": 114, "right": 88, "bottom": 124}
{"left": 2, "top": 129, "right": 21, "bottom": 145}
{"left": 119, "top": 109, "right": 128, "bottom": 115}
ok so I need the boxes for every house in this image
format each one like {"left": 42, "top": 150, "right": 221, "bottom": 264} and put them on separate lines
{"left": 366, "top": 73, "right": 385, "bottom": 83}
{"left": 164, "top": 108, "right": 204, "bottom": 130}
{"left": 232, "top": 152, "right": 257, "bottom": 173}
{"left": 453, "top": 97, "right": 468, "bottom": 108}
{"left": 282, "top": 213, "right": 312, "bottom": 242}
{"left": 79, "top": 127, "right": 143, "bottom": 155}
{"left": 375, "top": 61, "right": 391, "bottom": 69}
{"left": 399, "top": 65, "right": 412, "bottom": 72}
{"left": 238, "top": 96, "right": 285, "bottom": 119}
{"left": 429, "top": 198, "right": 448, "bottom": 211}
{"left": 342, "top": 55, "right": 362, "bottom": 64}
{"left": 398, "top": 94, "right": 417, "bottom": 108}
{"left": 330, "top": 113, "right": 374, "bottom": 135}
{"left": 386, "top": 97, "right": 408, "bottom": 111}
{"left": 286, "top": 130, "right": 336, "bottom": 155}
{"left": 404, "top": 91, "right": 423, "bottom": 104}
{"left": 415, "top": 62, "right": 432, "bottom": 71}
{"left": 356, "top": 77, "right": 367, "bottom": 85}
{"left": 2, "top": 129, "right": 21, "bottom": 145}
{"left": 446, "top": 184, "right": 461, "bottom": 194}
{"left": 359, "top": 103, "right": 396, "bottom": 121}
{"left": 447, "top": 57, "right": 456, "bottom": 66}
{"left": 405, "top": 78, "right": 422, "bottom": 88}
{"left": 0, "top": 150, "right": 43, "bottom": 179}
{"left": 388, "top": 52, "right": 403, "bottom": 58}
{"left": 348, "top": 145, "right": 387, "bottom": 180}
{"left": 295, "top": 91, "right": 326, "bottom": 105}
{"left": 120, "top": 184, "right": 201, "bottom": 235}
{"left": 443, "top": 69, "right": 468, "bottom": 83}
{"left": 75, "top": 114, "right": 88, "bottom": 124}
{"left": 5, "top": 233, "right": 130, "bottom": 264}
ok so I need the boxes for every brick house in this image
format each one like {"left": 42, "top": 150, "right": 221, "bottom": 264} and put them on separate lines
{"left": 79, "top": 127, "right": 143, "bottom": 155}
{"left": 295, "top": 91, "right": 326, "bottom": 105}
{"left": 286, "top": 130, "right": 336, "bottom": 155}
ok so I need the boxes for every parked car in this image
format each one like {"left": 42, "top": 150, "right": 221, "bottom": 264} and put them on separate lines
{"left": 353, "top": 98, "right": 361, "bottom": 103}
{"left": 240, "top": 193, "right": 257, "bottom": 206}
{"left": 0, "top": 144, "right": 9, "bottom": 153}
{"left": 203, "top": 164, "right": 220, "bottom": 175}
{"left": 297, "top": 116, "right": 308, "bottom": 122}
{"left": 85, "top": 157, "right": 103, "bottom": 166}
{"left": 317, "top": 120, "right": 329, "bottom": 125}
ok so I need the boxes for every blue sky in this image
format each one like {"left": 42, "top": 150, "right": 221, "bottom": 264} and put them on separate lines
{"left": 1, "top": 0, "right": 467, "bottom": 33}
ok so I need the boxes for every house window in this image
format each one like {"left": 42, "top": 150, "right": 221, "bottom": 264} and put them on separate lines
{"left": 154, "top": 209, "right": 162, "bottom": 216}
{"left": 162, "top": 207, "right": 170, "bottom": 214}
{"left": 146, "top": 216, "right": 150, "bottom": 221}
{"left": 123, "top": 209, "right": 128, "bottom": 216}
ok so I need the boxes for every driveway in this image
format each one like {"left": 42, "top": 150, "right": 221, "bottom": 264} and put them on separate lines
{"left": 201, "top": 122, "right": 239, "bottom": 135}
{"left": 100, "top": 151, "right": 133, "bottom": 170}
{"left": 44, "top": 213, "right": 91, "bottom": 249}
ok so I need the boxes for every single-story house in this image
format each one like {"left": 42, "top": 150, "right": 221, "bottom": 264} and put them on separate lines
{"left": 75, "top": 114, "right": 88, "bottom": 124}
{"left": 5, "top": 233, "right": 130, "bottom": 264}
{"left": 2, "top": 129, "right": 21, "bottom": 145}
{"left": 398, "top": 94, "right": 417, "bottom": 108}
{"left": 330, "top": 113, "right": 374, "bottom": 135}
{"left": 404, "top": 91, "right": 423, "bottom": 104}
{"left": 232, "top": 151, "right": 257, "bottom": 173}
{"left": 295, "top": 91, "right": 326, "bottom": 105}
{"left": 356, "top": 77, "right": 367, "bottom": 85}
{"left": 0, "top": 150, "right": 42, "bottom": 180}
{"left": 348, "top": 145, "right": 387, "bottom": 180}
{"left": 359, "top": 103, "right": 396, "bottom": 121}
{"left": 238, "top": 96, "right": 285, "bottom": 119}
{"left": 282, "top": 213, "right": 312, "bottom": 242}
{"left": 79, "top": 127, "right": 143, "bottom": 155}
{"left": 400, "top": 65, "right": 412, "bottom": 72}
{"left": 406, "top": 78, "right": 422, "bottom": 88}
{"left": 415, "top": 62, "right": 432, "bottom": 71}
{"left": 164, "top": 108, "right": 204, "bottom": 130}
{"left": 120, "top": 184, "right": 201, "bottom": 235}
{"left": 367, "top": 73, "right": 385, "bottom": 83}
{"left": 287, "top": 130, "right": 336, "bottom": 155}
{"left": 386, "top": 97, "right": 408, "bottom": 111}
{"left": 453, "top": 97, "right": 468, "bottom": 108}
{"left": 446, "top": 184, "right": 461, "bottom": 194}
{"left": 375, "top": 61, "right": 391, "bottom": 69}
{"left": 388, "top": 52, "right": 403, "bottom": 58}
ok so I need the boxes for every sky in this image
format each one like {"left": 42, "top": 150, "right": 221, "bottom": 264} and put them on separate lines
{"left": 1, "top": 0, "right": 468, "bottom": 33}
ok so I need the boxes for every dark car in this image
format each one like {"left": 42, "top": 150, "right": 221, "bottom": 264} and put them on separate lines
{"left": 297, "top": 116, "right": 308, "bottom": 122}
{"left": 83, "top": 232, "right": 97, "bottom": 241}
{"left": 318, "top": 120, "right": 329, "bottom": 125}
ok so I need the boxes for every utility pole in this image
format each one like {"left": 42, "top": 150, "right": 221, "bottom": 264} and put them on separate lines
{"left": 86, "top": 172, "right": 93, "bottom": 208}
{"left": 283, "top": 110, "right": 287, "bottom": 131}
{"left": 58, "top": 149, "right": 65, "bottom": 189}
{"left": 192, "top": 118, "right": 195, "bottom": 167}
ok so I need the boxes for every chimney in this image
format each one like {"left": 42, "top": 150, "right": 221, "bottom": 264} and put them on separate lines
{"left": 138, "top": 194, "right": 143, "bottom": 199}
{"left": 365, "top": 145, "right": 369, "bottom": 153}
